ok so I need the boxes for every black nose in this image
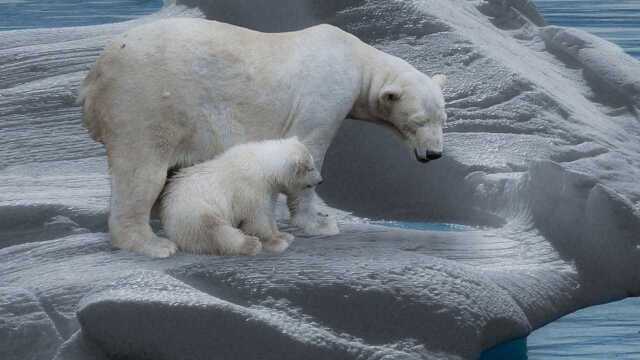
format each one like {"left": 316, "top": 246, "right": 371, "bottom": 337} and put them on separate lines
{"left": 318, "top": 180, "right": 324, "bottom": 185}
{"left": 426, "top": 151, "right": 442, "bottom": 161}
{"left": 414, "top": 149, "right": 429, "bottom": 163}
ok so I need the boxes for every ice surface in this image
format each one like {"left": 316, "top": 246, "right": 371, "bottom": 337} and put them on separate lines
{"left": 1, "top": 0, "right": 639, "bottom": 359}
{"left": 0, "top": 220, "right": 574, "bottom": 359}
{"left": 0, "top": 286, "right": 62, "bottom": 360}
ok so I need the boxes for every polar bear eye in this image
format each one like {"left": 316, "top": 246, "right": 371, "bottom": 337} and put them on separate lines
{"left": 385, "top": 93, "right": 400, "bottom": 102}
{"left": 409, "top": 118, "right": 424, "bottom": 128}
{"left": 298, "top": 163, "right": 313, "bottom": 174}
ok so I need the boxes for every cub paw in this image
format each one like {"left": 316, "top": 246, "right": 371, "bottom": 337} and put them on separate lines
{"left": 240, "top": 235, "right": 262, "bottom": 256}
{"left": 263, "top": 238, "right": 290, "bottom": 254}
{"left": 275, "top": 232, "right": 295, "bottom": 243}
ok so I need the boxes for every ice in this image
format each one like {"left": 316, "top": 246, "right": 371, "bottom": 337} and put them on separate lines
{"left": 541, "top": 26, "right": 640, "bottom": 105}
{"left": 1, "top": 0, "right": 639, "bottom": 359}
{"left": 0, "top": 287, "right": 62, "bottom": 360}
{"left": 53, "top": 331, "right": 108, "bottom": 360}
{"left": 1, "top": 222, "right": 558, "bottom": 359}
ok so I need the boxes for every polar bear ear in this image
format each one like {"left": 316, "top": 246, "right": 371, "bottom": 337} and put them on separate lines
{"left": 290, "top": 156, "right": 308, "bottom": 177}
{"left": 378, "top": 84, "right": 402, "bottom": 115}
{"left": 432, "top": 74, "right": 447, "bottom": 89}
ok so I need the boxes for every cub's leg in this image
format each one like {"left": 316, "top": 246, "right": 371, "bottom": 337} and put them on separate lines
{"left": 107, "top": 143, "right": 177, "bottom": 258}
{"left": 268, "top": 193, "right": 295, "bottom": 244}
{"left": 287, "top": 188, "right": 338, "bottom": 236}
{"left": 242, "top": 199, "right": 293, "bottom": 254}
{"left": 206, "top": 224, "right": 262, "bottom": 256}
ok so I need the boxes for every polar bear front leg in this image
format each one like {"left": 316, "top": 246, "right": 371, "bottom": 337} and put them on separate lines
{"left": 287, "top": 188, "right": 339, "bottom": 236}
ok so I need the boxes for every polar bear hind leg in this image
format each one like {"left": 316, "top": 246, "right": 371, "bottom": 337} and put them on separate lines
{"left": 107, "top": 141, "right": 177, "bottom": 258}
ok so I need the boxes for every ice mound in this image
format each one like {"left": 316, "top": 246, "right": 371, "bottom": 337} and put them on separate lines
{"left": 1, "top": 220, "right": 574, "bottom": 359}
{"left": 1, "top": 0, "right": 639, "bottom": 359}
{"left": 541, "top": 26, "right": 640, "bottom": 106}
{"left": 78, "top": 271, "right": 420, "bottom": 360}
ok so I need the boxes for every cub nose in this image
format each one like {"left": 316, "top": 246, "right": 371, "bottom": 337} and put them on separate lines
{"left": 426, "top": 151, "right": 442, "bottom": 160}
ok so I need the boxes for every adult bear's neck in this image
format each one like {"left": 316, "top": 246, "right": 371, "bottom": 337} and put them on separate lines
{"left": 349, "top": 45, "right": 406, "bottom": 122}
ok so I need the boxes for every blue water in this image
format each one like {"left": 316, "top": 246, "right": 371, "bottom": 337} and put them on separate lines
{"left": 527, "top": 298, "right": 640, "bottom": 359}
{"left": 481, "top": 298, "right": 640, "bottom": 360}
{"left": 0, "top": 0, "right": 164, "bottom": 31}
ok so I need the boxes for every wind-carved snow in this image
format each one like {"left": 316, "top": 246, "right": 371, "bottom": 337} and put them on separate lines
{"left": 0, "top": 0, "right": 639, "bottom": 359}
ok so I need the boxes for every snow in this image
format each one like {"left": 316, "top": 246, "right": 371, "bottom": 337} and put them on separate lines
{"left": 1, "top": 0, "right": 639, "bottom": 359}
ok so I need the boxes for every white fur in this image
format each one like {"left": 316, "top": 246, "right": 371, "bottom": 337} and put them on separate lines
{"left": 79, "top": 18, "right": 446, "bottom": 257}
{"left": 161, "top": 138, "right": 321, "bottom": 256}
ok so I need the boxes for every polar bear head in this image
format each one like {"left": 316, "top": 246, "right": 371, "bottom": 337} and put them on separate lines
{"left": 275, "top": 138, "right": 323, "bottom": 192}
{"left": 373, "top": 72, "right": 447, "bottom": 163}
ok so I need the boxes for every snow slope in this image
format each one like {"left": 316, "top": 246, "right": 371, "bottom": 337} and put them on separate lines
{"left": 1, "top": 0, "right": 639, "bottom": 359}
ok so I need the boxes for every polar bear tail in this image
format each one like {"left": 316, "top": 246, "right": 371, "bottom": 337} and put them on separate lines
{"left": 76, "top": 65, "right": 103, "bottom": 143}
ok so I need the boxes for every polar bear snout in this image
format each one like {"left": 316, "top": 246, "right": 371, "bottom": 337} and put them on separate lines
{"left": 305, "top": 171, "right": 323, "bottom": 188}
{"left": 412, "top": 124, "right": 444, "bottom": 163}
{"left": 426, "top": 151, "right": 443, "bottom": 160}
{"left": 414, "top": 149, "right": 442, "bottom": 163}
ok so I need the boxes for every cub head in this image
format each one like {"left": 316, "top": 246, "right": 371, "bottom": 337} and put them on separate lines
{"left": 376, "top": 72, "right": 447, "bottom": 163}
{"left": 280, "top": 137, "right": 323, "bottom": 192}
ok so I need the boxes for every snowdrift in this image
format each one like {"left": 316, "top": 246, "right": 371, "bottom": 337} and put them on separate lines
{"left": 1, "top": 0, "right": 639, "bottom": 359}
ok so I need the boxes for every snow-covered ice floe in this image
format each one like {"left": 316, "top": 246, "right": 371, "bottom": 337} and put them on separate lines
{"left": 1, "top": 0, "right": 639, "bottom": 359}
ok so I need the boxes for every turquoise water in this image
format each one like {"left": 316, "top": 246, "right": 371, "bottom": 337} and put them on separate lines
{"left": 372, "top": 220, "right": 472, "bottom": 232}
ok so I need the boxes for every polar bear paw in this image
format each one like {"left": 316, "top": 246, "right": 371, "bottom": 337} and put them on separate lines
{"left": 293, "top": 211, "right": 339, "bottom": 236}
{"left": 261, "top": 232, "right": 294, "bottom": 254}
{"left": 239, "top": 235, "right": 263, "bottom": 256}
{"left": 263, "top": 238, "right": 290, "bottom": 254}
{"left": 139, "top": 236, "right": 178, "bottom": 258}
{"left": 275, "top": 231, "right": 295, "bottom": 243}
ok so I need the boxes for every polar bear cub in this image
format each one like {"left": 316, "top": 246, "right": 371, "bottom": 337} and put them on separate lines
{"left": 161, "top": 137, "right": 323, "bottom": 256}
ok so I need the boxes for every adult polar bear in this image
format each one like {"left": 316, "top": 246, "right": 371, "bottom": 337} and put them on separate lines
{"left": 80, "top": 18, "right": 447, "bottom": 258}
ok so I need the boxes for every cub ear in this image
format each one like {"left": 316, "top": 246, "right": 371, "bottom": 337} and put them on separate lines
{"left": 432, "top": 74, "right": 447, "bottom": 89}
{"left": 294, "top": 158, "right": 306, "bottom": 177}
{"left": 378, "top": 84, "right": 402, "bottom": 115}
